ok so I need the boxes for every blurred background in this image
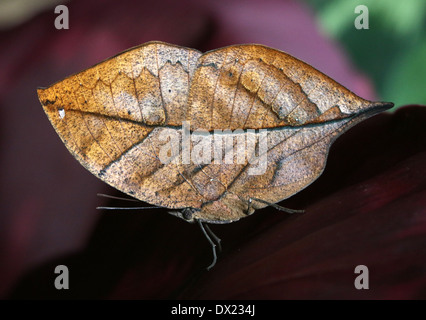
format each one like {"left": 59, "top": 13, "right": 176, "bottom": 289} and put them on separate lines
{"left": 0, "top": 0, "right": 425, "bottom": 299}
{"left": 306, "top": 0, "right": 426, "bottom": 110}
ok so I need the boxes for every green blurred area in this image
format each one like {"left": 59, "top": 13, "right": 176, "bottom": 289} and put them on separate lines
{"left": 305, "top": 0, "right": 426, "bottom": 110}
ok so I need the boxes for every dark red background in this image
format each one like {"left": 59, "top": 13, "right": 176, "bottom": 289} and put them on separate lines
{"left": 0, "top": 0, "right": 425, "bottom": 299}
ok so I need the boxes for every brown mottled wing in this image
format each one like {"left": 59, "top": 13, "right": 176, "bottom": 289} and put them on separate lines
{"left": 187, "top": 44, "right": 373, "bottom": 130}
{"left": 38, "top": 42, "right": 203, "bottom": 209}
{"left": 38, "top": 42, "right": 391, "bottom": 223}
{"left": 185, "top": 44, "right": 391, "bottom": 222}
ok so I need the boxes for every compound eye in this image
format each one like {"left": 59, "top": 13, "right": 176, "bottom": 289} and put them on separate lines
{"left": 182, "top": 208, "right": 193, "bottom": 221}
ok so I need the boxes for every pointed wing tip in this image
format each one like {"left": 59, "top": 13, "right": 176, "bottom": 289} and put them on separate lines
{"left": 362, "top": 101, "right": 394, "bottom": 117}
{"left": 36, "top": 87, "right": 47, "bottom": 94}
{"left": 36, "top": 87, "right": 47, "bottom": 102}
{"left": 372, "top": 101, "right": 394, "bottom": 111}
{"left": 36, "top": 87, "right": 57, "bottom": 109}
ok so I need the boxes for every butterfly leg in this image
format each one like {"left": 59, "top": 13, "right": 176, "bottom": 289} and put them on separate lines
{"left": 251, "top": 197, "right": 304, "bottom": 214}
{"left": 197, "top": 220, "right": 221, "bottom": 270}
{"left": 204, "top": 223, "right": 222, "bottom": 252}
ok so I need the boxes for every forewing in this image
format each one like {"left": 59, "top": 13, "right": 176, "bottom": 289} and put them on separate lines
{"left": 38, "top": 42, "right": 203, "bottom": 209}
{"left": 185, "top": 44, "right": 391, "bottom": 221}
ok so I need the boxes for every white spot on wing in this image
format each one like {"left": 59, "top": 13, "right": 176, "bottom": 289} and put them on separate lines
{"left": 59, "top": 108, "right": 65, "bottom": 119}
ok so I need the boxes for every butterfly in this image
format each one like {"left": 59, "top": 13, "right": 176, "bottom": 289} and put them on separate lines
{"left": 38, "top": 41, "right": 393, "bottom": 269}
